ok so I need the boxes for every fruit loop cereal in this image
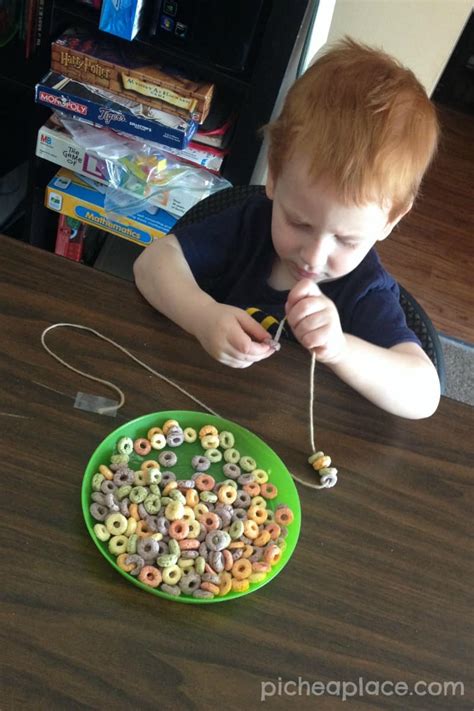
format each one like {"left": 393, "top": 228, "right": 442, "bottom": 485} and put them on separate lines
{"left": 88, "top": 418, "right": 297, "bottom": 601}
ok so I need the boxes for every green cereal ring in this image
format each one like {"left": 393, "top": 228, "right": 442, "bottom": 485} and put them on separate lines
{"left": 144, "top": 494, "right": 161, "bottom": 514}
{"left": 149, "top": 483, "right": 161, "bottom": 496}
{"left": 223, "top": 448, "right": 240, "bottom": 464}
{"left": 116, "top": 485, "right": 132, "bottom": 500}
{"left": 129, "top": 486, "right": 148, "bottom": 504}
{"left": 157, "top": 553, "right": 179, "bottom": 568}
{"left": 251, "top": 495, "right": 267, "bottom": 508}
{"left": 206, "top": 448, "right": 222, "bottom": 463}
{"left": 111, "top": 453, "right": 129, "bottom": 466}
{"left": 219, "top": 431, "right": 235, "bottom": 449}
{"left": 265, "top": 510, "right": 275, "bottom": 522}
{"left": 105, "top": 513, "right": 128, "bottom": 535}
{"left": 117, "top": 437, "right": 134, "bottom": 455}
{"left": 165, "top": 501, "right": 184, "bottom": 521}
{"left": 92, "top": 473, "right": 105, "bottom": 492}
{"left": 240, "top": 455, "right": 257, "bottom": 472}
{"left": 108, "top": 534, "right": 128, "bottom": 555}
{"left": 229, "top": 519, "right": 244, "bottom": 539}
{"left": 178, "top": 558, "right": 194, "bottom": 570}
{"left": 146, "top": 467, "right": 162, "bottom": 485}
{"left": 183, "top": 427, "right": 197, "bottom": 443}
{"left": 93, "top": 523, "right": 110, "bottom": 541}
{"left": 160, "top": 496, "right": 172, "bottom": 506}
{"left": 162, "top": 564, "right": 183, "bottom": 585}
{"left": 221, "top": 479, "right": 238, "bottom": 489}
{"left": 133, "top": 470, "right": 147, "bottom": 486}
{"left": 168, "top": 538, "right": 180, "bottom": 557}
{"left": 195, "top": 556, "right": 206, "bottom": 575}
{"left": 127, "top": 534, "right": 138, "bottom": 554}
{"left": 169, "top": 489, "right": 186, "bottom": 505}
{"left": 200, "top": 491, "right": 217, "bottom": 504}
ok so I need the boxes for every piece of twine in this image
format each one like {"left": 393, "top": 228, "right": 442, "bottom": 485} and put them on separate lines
{"left": 40, "top": 322, "right": 337, "bottom": 490}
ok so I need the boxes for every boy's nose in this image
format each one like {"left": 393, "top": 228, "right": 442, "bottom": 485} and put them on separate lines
{"left": 302, "top": 236, "right": 331, "bottom": 270}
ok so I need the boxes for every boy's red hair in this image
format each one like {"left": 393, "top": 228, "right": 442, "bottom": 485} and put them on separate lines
{"left": 266, "top": 37, "right": 439, "bottom": 220}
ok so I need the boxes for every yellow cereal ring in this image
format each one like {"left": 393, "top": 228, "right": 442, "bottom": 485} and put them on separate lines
{"left": 183, "top": 427, "right": 197, "bottom": 443}
{"left": 99, "top": 464, "right": 113, "bottom": 480}
{"left": 162, "top": 419, "right": 180, "bottom": 435}
{"left": 150, "top": 432, "right": 166, "bottom": 450}
{"left": 199, "top": 424, "right": 218, "bottom": 438}
{"left": 231, "top": 558, "right": 252, "bottom": 580}
{"left": 185, "top": 489, "right": 199, "bottom": 508}
{"left": 105, "top": 512, "right": 128, "bottom": 536}
{"left": 311, "top": 455, "right": 332, "bottom": 471}
{"left": 217, "top": 484, "right": 237, "bottom": 505}
{"left": 248, "top": 572, "right": 267, "bottom": 583}
{"left": 200, "top": 434, "right": 220, "bottom": 450}
{"left": 93, "top": 523, "right": 110, "bottom": 542}
{"left": 252, "top": 469, "right": 269, "bottom": 484}
{"left": 116, "top": 553, "right": 135, "bottom": 572}
{"left": 254, "top": 530, "right": 271, "bottom": 547}
{"left": 218, "top": 571, "right": 233, "bottom": 596}
{"left": 231, "top": 578, "right": 249, "bottom": 593}
{"left": 147, "top": 427, "right": 163, "bottom": 440}
{"left": 247, "top": 504, "right": 268, "bottom": 526}
{"left": 162, "top": 564, "right": 182, "bottom": 585}
{"left": 243, "top": 519, "right": 259, "bottom": 539}
{"left": 140, "top": 459, "right": 160, "bottom": 472}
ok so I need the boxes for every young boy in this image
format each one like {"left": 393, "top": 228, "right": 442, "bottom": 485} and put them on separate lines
{"left": 134, "top": 38, "right": 441, "bottom": 419}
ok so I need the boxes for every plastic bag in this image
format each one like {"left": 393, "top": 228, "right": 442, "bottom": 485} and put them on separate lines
{"left": 59, "top": 115, "right": 231, "bottom": 218}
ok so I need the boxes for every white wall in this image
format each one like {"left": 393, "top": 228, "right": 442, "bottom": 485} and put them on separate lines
{"left": 324, "top": 0, "right": 472, "bottom": 96}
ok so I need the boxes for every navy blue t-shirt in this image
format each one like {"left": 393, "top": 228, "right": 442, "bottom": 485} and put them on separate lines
{"left": 174, "top": 194, "right": 420, "bottom": 348}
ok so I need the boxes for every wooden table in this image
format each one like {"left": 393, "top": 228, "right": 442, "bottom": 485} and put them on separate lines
{"left": 1, "top": 236, "right": 472, "bottom": 710}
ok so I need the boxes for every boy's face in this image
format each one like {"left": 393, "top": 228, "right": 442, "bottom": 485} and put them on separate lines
{"left": 266, "top": 154, "right": 405, "bottom": 289}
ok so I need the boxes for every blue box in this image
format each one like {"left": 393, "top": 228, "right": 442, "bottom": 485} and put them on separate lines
{"left": 35, "top": 72, "right": 198, "bottom": 150}
{"left": 99, "top": 0, "right": 146, "bottom": 41}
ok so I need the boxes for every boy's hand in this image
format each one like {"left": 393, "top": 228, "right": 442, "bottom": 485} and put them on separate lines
{"left": 194, "top": 303, "right": 277, "bottom": 368}
{"left": 286, "top": 278, "right": 347, "bottom": 363}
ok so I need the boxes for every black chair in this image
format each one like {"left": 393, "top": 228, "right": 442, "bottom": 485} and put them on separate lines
{"left": 173, "top": 185, "right": 446, "bottom": 392}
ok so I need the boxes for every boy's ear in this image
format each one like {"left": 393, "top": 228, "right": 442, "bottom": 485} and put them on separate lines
{"left": 265, "top": 169, "right": 275, "bottom": 201}
{"left": 378, "top": 200, "right": 414, "bottom": 241}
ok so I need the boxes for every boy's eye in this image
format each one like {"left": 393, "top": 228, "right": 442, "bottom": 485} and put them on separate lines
{"left": 336, "top": 236, "right": 358, "bottom": 248}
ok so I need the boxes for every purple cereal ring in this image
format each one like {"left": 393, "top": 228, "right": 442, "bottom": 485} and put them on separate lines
{"left": 234, "top": 491, "right": 251, "bottom": 509}
{"left": 179, "top": 571, "right": 202, "bottom": 594}
{"left": 125, "top": 554, "right": 145, "bottom": 576}
{"left": 222, "top": 463, "right": 241, "bottom": 479}
{"left": 192, "top": 589, "right": 214, "bottom": 599}
{"left": 137, "top": 537, "right": 160, "bottom": 561}
{"left": 198, "top": 542, "right": 208, "bottom": 560}
{"left": 138, "top": 503, "right": 148, "bottom": 520}
{"left": 205, "top": 530, "right": 231, "bottom": 552}
{"left": 197, "top": 523, "right": 207, "bottom": 542}
{"left": 201, "top": 572, "right": 220, "bottom": 584}
{"left": 160, "top": 471, "right": 176, "bottom": 486}
{"left": 100, "top": 479, "right": 116, "bottom": 495}
{"left": 177, "top": 479, "right": 195, "bottom": 489}
{"left": 113, "top": 467, "right": 135, "bottom": 486}
{"left": 208, "top": 551, "right": 224, "bottom": 573}
{"left": 180, "top": 550, "right": 199, "bottom": 559}
{"left": 104, "top": 493, "right": 119, "bottom": 511}
{"left": 156, "top": 541, "right": 169, "bottom": 555}
{"left": 191, "top": 455, "right": 211, "bottom": 472}
{"left": 167, "top": 431, "right": 184, "bottom": 447}
{"left": 231, "top": 548, "right": 243, "bottom": 561}
{"left": 90, "top": 503, "right": 108, "bottom": 521}
{"left": 161, "top": 583, "right": 181, "bottom": 596}
{"left": 156, "top": 516, "right": 170, "bottom": 536}
{"left": 232, "top": 507, "right": 248, "bottom": 521}
{"left": 145, "top": 515, "right": 160, "bottom": 532}
{"left": 119, "top": 498, "right": 130, "bottom": 516}
{"left": 237, "top": 472, "right": 256, "bottom": 486}
{"left": 91, "top": 492, "right": 107, "bottom": 504}
{"left": 158, "top": 451, "right": 177, "bottom": 467}
{"left": 249, "top": 547, "right": 264, "bottom": 562}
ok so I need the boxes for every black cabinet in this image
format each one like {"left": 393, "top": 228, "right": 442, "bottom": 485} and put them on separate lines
{"left": 1, "top": 0, "right": 312, "bottom": 247}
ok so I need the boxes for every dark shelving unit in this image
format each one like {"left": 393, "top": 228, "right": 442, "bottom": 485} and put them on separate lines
{"left": 3, "top": 0, "right": 312, "bottom": 252}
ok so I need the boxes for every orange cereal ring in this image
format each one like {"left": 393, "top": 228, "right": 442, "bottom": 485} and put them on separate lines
{"left": 162, "top": 419, "right": 179, "bottom": 435}
{"left": 217, "top": 484, "right": 237, "bottom": 505}
{"left": 178, "top": 538, "right": 200, "bottom": 550}
{"left": 247, "top": 504, "right": 268, "bottom": 525}
{"left": 218, "top": 571, "right": 232, "bottom": 596}
{"left": 138, "top": 565, "right": 162, "bottom": 587}
{"left": 243, "top": 519, "right": 259, "bottom": 539}
{"left": 243, "top": 482, "right": 261, "bottom": 497}
{"left": 140, "top": 459, "right": 160, "bottom": 472}
{"left": 116, "top": 553, "right": 135, "bottom": 572}
{"left": 231, "top": 578, "right": 249, "bottom": 593}
{"left": 133, "top": 438, "right": 151, "bottom": 456}
{"left": 228, "top": 541, "right": 245, "bottom": 549}
{"left": 204, "top": 563, "right": 217, "bottom": 576}
{"left": 274, "top": 506, "right": 294, "bottom": 526}
{"left": 231, "top": 558, "right": 252, "bottom": 580}
{"left": 168, "top": 519, "right": 190, "bottom": 540}
{"left": 311, "top": 454, "right": 331, "bottom": 471}
{"left": 254, "top": 530, "right": 271, "bottom": 547}
{"left": 222, "top": 549, "right": 234, "bottom": 571}
{"left": 198, "top": 512, "right": 220, "bottom": 531}
{"left": 201, "top": 581, "right": 220, "bottom": 595}
{"left": 99, "top": 464, "right": 113, "bottom": 480}
{"left": 129, "top": 503, "right": 140, "bottom": 521}
{"left": 185, "top": 489, "right": 199, "bottom": 507}
{"left": 260, "top": 482, "right": 278, "bottom": 499}
{"left": 264, "top": 544, "right": 282, "bottom": 566}
{"left": 194, "top": 474, "right": 215, "bottom": 491}
{"left": 252, "top": 561, "right": 270, "bottom": 573}
{"left": 162, "top": 480, "right": 178, "bottom": 496}
{"left": 136, "top": 520, "right": 153, "bottom": 538}
{"left": 199, "top": 424, "right": 218, "bottom": 438}
{"left": 147, "top": 426, "right": 163, "bottom": 439}
{"left": 242, "top": 544, "right": 254, "bottom": 559}
{"left": 265, "top": 522, "right": 281, "bottom": 540}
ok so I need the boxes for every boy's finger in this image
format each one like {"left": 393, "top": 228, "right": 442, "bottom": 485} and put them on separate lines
{"left": 286, "top": 278, "right": 322, "bottom": 310}
{"left": 238, "top": 311, "right": 276, "bottom": 344}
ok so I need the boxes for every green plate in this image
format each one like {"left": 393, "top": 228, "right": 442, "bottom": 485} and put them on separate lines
{"left": 82, "top": 410, "right": 301, "bottom": 603}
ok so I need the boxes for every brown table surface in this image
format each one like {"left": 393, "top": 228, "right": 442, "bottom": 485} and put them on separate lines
{"left": 1, "top": 236, "right": 472, "bottom": 710}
